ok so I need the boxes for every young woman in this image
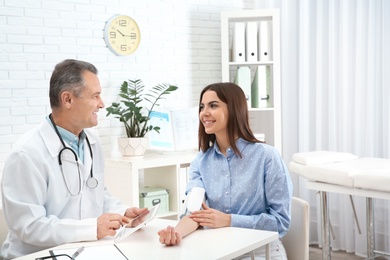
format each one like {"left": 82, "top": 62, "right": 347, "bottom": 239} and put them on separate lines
{"left": 157, "top": 82, "right": 292, "bottom": 259}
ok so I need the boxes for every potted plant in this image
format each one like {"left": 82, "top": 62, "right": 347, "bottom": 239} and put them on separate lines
{"left": 106, "top": 79, "right": 178, "bottom": 156}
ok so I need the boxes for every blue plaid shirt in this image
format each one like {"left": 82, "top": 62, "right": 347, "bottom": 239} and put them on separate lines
{"left": 186, "top": 138, "right": 292, "bottom": 237}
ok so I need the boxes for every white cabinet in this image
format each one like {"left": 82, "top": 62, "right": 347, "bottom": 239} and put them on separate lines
{"left": 221, "top": 9, "right": 282, "bottom": 153}
{"left": 104, "top": 150, "right": 198, "bottom": 220}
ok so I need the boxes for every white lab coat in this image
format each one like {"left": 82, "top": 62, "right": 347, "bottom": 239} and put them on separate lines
{"left": 1, "top": 119, "right": 128, "bottom": 259}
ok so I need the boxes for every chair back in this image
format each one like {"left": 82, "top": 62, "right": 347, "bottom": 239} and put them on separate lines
{"left": 282, "top": 197, "right": 310, "bottom": 260}
{"left": 0, "top": 208, "right": 8, "bottom": 259}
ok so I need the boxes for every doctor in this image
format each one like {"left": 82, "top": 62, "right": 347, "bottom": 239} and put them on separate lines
{"left": 1, "top": 59, "right": 147, "bottom": 259}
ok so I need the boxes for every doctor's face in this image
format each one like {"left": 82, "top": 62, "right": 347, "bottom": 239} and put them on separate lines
{"left": 70, "top": 71, "right": 105, "bottom": 132}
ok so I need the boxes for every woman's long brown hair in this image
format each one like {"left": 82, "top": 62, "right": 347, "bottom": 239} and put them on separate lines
{"left": 198, "top": 82, "right": 262, "bottom": 157}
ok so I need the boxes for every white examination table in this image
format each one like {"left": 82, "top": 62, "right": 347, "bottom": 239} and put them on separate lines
{"left": 289, "top": 151, "right": 390, "bottom": 260}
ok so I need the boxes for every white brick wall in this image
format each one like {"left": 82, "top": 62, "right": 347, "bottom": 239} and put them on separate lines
{"left": 0, "top": 0, "right": 255, "bottom": 177}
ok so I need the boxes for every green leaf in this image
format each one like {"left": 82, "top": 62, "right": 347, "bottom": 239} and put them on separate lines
{"left": 105, "top": 79, "right": 178, "bottom": 137}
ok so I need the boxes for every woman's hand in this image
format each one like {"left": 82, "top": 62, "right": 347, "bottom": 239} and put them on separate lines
{"left": 157, "top": 225, "right": 182, "bottom": 246}
{"left": 189, "top": 202, "right": 231, "bottom": 228}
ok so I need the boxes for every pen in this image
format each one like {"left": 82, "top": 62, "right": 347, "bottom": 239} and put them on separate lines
{"left": 71, "top": 246, "right": 84, "bottom": 259}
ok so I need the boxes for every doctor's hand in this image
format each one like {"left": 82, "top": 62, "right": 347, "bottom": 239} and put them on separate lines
{"left": 124, "top": 207, "right": 148, "bottom": 218}
{"left": 158, "top": 225, "right": 182, "bottom": 246}
{"left": 97, "top": 213, "right": 128, "bottom": 239}
{"left": 124, "top": 207, "right": 149, "bottom": 227}
{"left": 189, "top": 202, "right": 231, "bottom": 228}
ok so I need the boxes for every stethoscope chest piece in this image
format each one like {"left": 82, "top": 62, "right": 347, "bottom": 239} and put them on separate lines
{"left": 86, "top": 177, "right": 98, "bottom": 189}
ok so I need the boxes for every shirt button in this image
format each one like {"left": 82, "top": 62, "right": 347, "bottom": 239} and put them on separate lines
{"left": 225, "top": 209, "right": 229, "bottom": 213}
{"left": 225, "top": 191, "right": 228, "bottom": 195}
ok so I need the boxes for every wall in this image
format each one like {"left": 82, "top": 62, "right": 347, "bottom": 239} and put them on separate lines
{"left": 0, "top": 0, "right": 256, "bottom": 177}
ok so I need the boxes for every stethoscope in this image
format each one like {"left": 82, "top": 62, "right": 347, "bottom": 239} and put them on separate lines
{"left": 49, "top": 114, "right": 98, "bottom": 196}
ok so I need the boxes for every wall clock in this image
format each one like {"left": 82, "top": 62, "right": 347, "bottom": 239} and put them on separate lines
{"left": 104, "top": 15, "right": 141, "bottom": 56}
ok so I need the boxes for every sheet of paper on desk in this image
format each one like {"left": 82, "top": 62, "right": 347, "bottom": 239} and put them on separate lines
{"left": 50, "top": 244, "right": 128, "bottom": 260}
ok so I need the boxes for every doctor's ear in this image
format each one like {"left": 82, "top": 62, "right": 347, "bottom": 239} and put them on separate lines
{"left": 60, "top": 91, "right": 73, "bottom": 108}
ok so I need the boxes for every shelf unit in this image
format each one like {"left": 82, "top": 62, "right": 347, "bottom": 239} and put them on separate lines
{"left": 221, "top": 9, "right": 282, "bottom": 153}
{"left": 104, "top": 150, "right": 198, "bottom": 220}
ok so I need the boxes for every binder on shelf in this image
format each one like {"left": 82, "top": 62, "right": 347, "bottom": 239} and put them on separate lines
{"left": 245, "top": 21, "right": 258, "bottom": 62}
{"left": 148, "top": 107, "right": 198, "bottom": 152}
{"left": 251, "top": 65, "right": 272, "bottom": 108}
{"left": 258, "top": 21, "right": 272, "bottom": 61}
{"left": 234, "top": 66, "right": 252, "bottom": 107}
{"left": 231, "top": 22, "right": 246, "bottom": 62}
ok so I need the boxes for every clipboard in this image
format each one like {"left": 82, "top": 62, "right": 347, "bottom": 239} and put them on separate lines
{"left": 114, "top": 203, "right": 160, "bottom": 243}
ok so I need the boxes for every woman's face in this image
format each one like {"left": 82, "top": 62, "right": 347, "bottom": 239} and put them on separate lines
{"left": 199, "top": 90, "right": 229, "bottom": 138}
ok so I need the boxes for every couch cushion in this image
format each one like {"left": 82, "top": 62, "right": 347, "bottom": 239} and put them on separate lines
{"left": 290, "top": 154, "right": 390, "bottom": 191}
{"left": 352, "top": 158, "right": 390, "bottom": 192}
{"left": 292, "top": 151, "right": 358, "bottom": 165}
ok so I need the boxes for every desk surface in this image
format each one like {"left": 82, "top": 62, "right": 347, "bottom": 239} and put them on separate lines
{"left": 15, "top": 218, "right": 278, "bottom": 260}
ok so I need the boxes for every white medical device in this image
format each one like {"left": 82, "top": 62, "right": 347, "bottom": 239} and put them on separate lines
{"left": 186, "top": 187, "right": 205, "bottom": 212}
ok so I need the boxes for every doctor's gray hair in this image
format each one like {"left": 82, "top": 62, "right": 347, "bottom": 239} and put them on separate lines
{"left": 49, "top": 59, "right": 98, "bottom": 109}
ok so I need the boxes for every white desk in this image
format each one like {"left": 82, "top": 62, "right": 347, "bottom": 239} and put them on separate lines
{"left": 15, "top": 218, "right": 278, "bottom": 260}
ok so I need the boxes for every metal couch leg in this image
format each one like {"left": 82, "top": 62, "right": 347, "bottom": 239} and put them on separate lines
{"left": 349, "top": 195, "right": 362, "bottom": 234}
{"left": 250, "top": 250, "right": 255, "bottom": 260}
{"left": 320, "top": 191, "right": 331, "bottom": 260}
{"left": 366, "top": 197, "right": 374, "bottom": 258}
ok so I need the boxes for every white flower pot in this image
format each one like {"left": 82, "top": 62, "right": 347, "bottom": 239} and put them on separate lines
{"left": 118, "top": 137, "right": 148, "bottom": 157}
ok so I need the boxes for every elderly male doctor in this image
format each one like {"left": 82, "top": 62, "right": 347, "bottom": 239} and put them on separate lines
{"left": 1, "top": 59, "right": 147, "bottom": 259}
